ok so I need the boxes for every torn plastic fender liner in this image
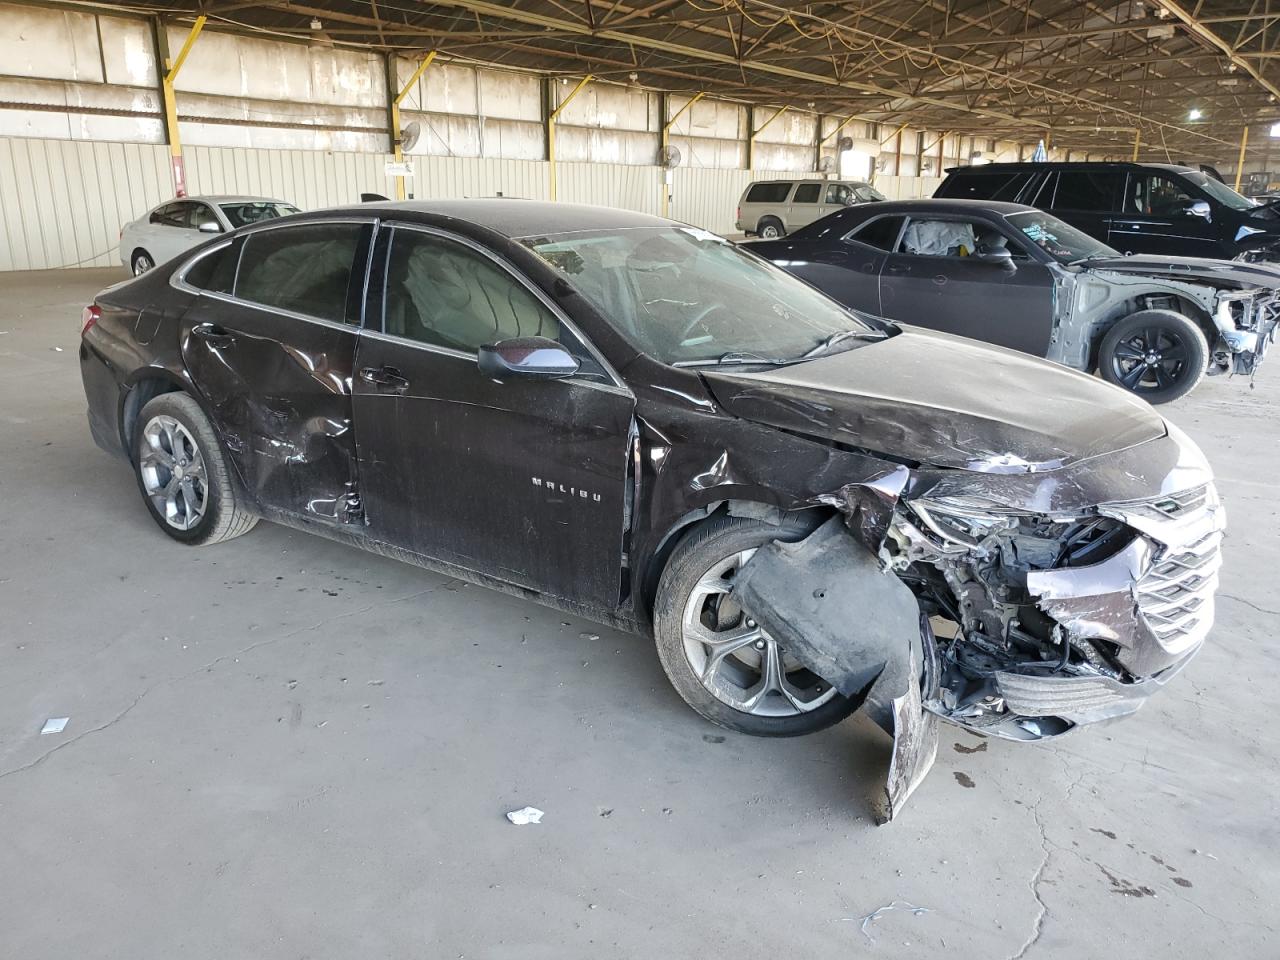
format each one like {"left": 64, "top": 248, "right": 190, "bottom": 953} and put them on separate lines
{"left": 732, "top": 516, "right": 938, "bottom": 819}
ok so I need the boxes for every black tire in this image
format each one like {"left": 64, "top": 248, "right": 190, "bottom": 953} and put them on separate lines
{"left": 131, "top": 392, "right": 258, "bottom": 545}
{"left": 1098, "top": 309, "right": 1208, "bottom": 404}
{"left": 653, "top": 515, "right": 863, "bottom": 737}
{"left": 756, "top": 216, "right": 785, "bottom": 240}
{"left": 131, "top": 251, "right": 154, "bottom": 276}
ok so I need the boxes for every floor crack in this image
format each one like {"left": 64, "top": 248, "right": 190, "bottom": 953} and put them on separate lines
{"left": 0, "top": 580, "right": 455, "bottom": 781}
{"left": 1218, "top": 593, "right": 1280, "bottom": 618}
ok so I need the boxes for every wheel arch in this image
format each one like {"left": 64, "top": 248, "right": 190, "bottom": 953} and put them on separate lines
{"left": 637, "top": 498, "right": 834, "bottom": 621}
{"left": 1087, "top": 294, "right": 1216, "bottom": 371}
{"left": 119, "top": 370, "right": 218, "bottom": 456}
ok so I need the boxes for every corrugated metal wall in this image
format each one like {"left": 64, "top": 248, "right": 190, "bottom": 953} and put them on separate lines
{"left": 0, "top": 135, "right": 816, "bottom": 270}
{"left": 0, "top": 137, "right": 170, "bottom": 270}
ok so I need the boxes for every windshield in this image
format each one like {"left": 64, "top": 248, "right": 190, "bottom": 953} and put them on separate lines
{"left": 1005, "top": 210, "right": 1117, "bottom": 263}
{"left": 1185, "top": 172, "right": 1253, "bottom": 212}
{"left": 522, "top": 226, "right": 884, "bottom": 365}
{"left": 219, "top": 201, "right": 301, "bottom": 228}
{"left": 854, "top": 184, "right": 887, "bottom": 202}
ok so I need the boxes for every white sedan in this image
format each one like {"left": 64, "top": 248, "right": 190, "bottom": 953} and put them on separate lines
{"left": 120, "top": 196, "right": 300, "bottom": 275}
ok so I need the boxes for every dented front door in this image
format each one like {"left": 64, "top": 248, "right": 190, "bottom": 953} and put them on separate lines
{"left": 180, "top": 221, "right": 373, "bottom": 524}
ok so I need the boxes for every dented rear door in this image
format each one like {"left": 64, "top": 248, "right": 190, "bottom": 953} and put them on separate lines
{"left": 179, "top": 219, "right": 374, "bottom": 524}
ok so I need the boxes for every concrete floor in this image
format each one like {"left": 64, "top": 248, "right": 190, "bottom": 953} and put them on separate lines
{"left": 1, "top": 267, "right": 1276, "bottom": 958}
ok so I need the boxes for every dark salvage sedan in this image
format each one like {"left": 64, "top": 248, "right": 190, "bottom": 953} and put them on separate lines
{"left": 749, "top": 198, "right": 1280, "bottom": 403}
{"left": 80, "top": 200, "right": 1224, "bottom": 817}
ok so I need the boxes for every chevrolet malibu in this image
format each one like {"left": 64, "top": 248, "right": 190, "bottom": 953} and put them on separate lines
{"left": 79, "top": 201, "right": 1223, "bottom": 816}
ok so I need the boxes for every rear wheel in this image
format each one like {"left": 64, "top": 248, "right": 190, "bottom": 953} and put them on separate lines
{"left": 653, "top": 516, "right": 861, "bottom": 737}
{"left": 1098, "top": 309, "right": 1208, "bottom": 404}
{"left": 757, "top": 217, "right": 785, "bottom": 240}
{"left": 131, "top": 251, "right": 154, "bottom": 276}
{"left": 132, "top": 392, "right": 257, "bottom": 545}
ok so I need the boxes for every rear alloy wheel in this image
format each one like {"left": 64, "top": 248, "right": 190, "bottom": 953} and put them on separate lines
{"left": 1099, "top": 309, "right": 1208, "bottom": 404}
{"left": 132, "top": 392, "right": 257, "bottom": 545}
{"left": 653, "top": 516, "right": 861, "bottom": 737}
{"left": 757, "top": 217, "right": 785, "bottom": 240}
{"left": 132, "top": 252, "right": 154, "bottom": 276}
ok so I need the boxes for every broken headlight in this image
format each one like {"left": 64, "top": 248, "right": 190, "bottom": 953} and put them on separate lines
{"left": 907, "top": 497, "right": 1020, "bottom": 549}
{"left": 1214, "top": 289, "right": 1258, "bottom": 332}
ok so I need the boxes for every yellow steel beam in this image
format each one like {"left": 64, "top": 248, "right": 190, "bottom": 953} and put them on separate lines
{"left": 1235, "top": 125, "right": 1250, "bottom": 192}
{"left": 161, "top": 14, "right": 206, "bottom": 197}
{"left": 1132, "top": 127, "right": 1141, "bottom": 161}
{"left": 660, "top": 90, "right": 703, "bottom": 217}
{"left": 391, "top": 50, "right": 437, "bottom": 200}
{"left": 747, "top": 105, "right": 787, "bottom": 169}
{"left": 548, "top": 74, "right": 593, "bottom": 201}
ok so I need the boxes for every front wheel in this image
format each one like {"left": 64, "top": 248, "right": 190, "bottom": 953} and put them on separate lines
{"left": 653, "top": 516, "right": 862, "bottom": 737}
{"left": 132, "top": 392, "right": 258, "bottom": 545}
{"left": 131, "top": 251, "right": 154, "bottom": 276}
{"left": 1098, "top": 309, "right": 1208, "bottom": 404}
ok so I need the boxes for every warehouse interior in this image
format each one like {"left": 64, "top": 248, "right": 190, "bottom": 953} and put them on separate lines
{"left": 2, "top": 2, "right": 1279, "bottom": 957}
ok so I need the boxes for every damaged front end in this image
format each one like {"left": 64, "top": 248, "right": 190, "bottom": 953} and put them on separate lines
{"left": 1210, "top": 287, "right": 1280, "bottom": 376}
{"left": 730, "top": 436, "right": 1224, "bottom": 821}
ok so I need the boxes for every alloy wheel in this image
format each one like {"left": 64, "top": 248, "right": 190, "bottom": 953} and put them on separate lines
{"left": 138, "top": 415, "right": 209, "bottom": 531}
{"left": 680, "top": 548, "right": 839, "bottom": 717}
{"left": 133, "top": 254, "right": 153, "bottom": 276}
{"left": 1110, "top": 325, "right": 1191, "bottom": 394}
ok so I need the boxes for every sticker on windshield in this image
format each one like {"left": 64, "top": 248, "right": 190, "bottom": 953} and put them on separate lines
{"left": 679, "top": 226, "right": 729, "bottom": 244}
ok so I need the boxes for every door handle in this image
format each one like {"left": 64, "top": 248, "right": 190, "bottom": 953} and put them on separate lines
{"left": 886, "top": 263, "right": 911, "bottom": 273}
{"left": 191, "top": 323, "right": 234, "bottom": 347}
{"left": 360, "top": 365, "right": 410, "bottom": 391}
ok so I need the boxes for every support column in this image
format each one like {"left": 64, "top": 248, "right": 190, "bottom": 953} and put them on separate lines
{"left": 391, "top": 50, "right": 437, "bottom": 200}
{"left": 158, "top": 14, "right": 206, "bottom": 197}
{"left": 661, "top": 91, "right": 704, "bottom": 217}
{"left": 747, "top": 105, "right": 787, "bottom": 172}
{"left": 1131, "top": 127, "right": 1141, "bottom": 162}
{"left": 1235, "top": 125, "right": 1250, "bottom": 192}
{"left": 548, "top": 74, "right": 592, "bottom": 201}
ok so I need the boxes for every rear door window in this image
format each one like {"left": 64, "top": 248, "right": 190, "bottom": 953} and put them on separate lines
{"left": 184, "top": 241, "right": 240, "bottom": 294}
{"left": 1051, "top": 170, "right": 1124, "bottom": 211}
{"left": 235, "top": 222, "right": 368, "bottom": 324}
{"left": 792, "top": 183, "right": 821, "bottom": 203}
{"left": 745, "top": 182, "right": 793, "bottom": 203}
{"left": 149, "top": 203, "right": 186, "bottom": 227}
{"left": 846, "top": 215, "right": 905, "bottom": 250}
{"left": 938, "top": 171, "right": 1035, "bottom": 202}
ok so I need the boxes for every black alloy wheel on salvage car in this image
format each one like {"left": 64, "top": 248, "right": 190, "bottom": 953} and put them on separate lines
{"left": 1098, "top": 310, "right": 1209, "bottom": 405}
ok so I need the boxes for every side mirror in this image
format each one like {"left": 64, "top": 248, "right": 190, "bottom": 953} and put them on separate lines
{"left": 1187, "top": 200, "right": 1212, "bottom": 221}
{"left": 477, "top": 336, "right": 579, "bottom": 381}
{"left": 198, "top": 221, "right": 222, "bottom": 233}
{"left": 976, "top": 248, "right": 1016, "bottom": 269}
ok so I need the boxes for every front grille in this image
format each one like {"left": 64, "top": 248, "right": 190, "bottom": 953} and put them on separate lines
{"left": 1122, "top": 485, "right": 1209, "bottom": 521}
{"left": 1136, "top": 529, "right": 1223, "bottom": 652}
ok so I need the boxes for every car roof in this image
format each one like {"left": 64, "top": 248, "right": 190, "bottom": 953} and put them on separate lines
{"left": 844, "top": 198, "right": 1034, "bottom": 217}
{"left": 158, "top": 195, "right": 290, "bottom": 206}
{"left": 300, "top": 198, "right": 675, "bottom": 238}
{"left": 944, "top": 161, "right": 1196, "bottom": 174}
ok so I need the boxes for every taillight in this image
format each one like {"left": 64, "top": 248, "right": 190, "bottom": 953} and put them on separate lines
{"left": 81, "top": 304, "right": 101, "bottom": 336}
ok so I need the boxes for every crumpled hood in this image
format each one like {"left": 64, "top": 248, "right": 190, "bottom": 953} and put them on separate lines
{"left": 1083, "top": 254, "right": 1280, "bottom": 290}
{"left": 701, "top": 327, "right": 1167, "bottom": 473}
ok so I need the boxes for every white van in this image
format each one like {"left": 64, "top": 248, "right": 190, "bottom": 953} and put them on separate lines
{"left": 735, "top": 179, "right": 885, "bottom": 238}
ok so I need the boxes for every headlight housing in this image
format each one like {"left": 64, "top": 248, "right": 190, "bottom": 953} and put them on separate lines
{"left": 907, "top": 497, "right": 1020, "bottom": 549}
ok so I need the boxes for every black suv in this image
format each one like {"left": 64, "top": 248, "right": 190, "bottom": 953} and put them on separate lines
{"left": 936, "top": 161, "right": 1280, "bottom": 261}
